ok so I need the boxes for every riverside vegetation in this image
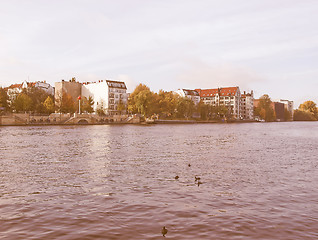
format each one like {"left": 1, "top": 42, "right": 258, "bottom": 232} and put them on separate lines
{"left": 1, "top": 83, "right": 317, "bottom": 121}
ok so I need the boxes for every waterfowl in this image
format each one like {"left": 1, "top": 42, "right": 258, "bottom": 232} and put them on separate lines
{"left": 162, "top": 226, "right": 168, "bottom": 237}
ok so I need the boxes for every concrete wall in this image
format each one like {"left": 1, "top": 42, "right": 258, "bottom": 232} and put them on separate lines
{"left": 55, "top": 81, "right": 82, "bottom": 103}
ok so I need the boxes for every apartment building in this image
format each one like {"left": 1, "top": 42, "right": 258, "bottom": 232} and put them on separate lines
{"left": 195, "top": 87, "right": 241, "bottom": 119}
{"left": 241, "top": 91, "right": 254, "bottom": 120}
{"left": 174, "top": 89, "right": 200, "bottom": 105}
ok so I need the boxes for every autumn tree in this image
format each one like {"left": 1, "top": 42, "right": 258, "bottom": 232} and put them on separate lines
{"left": 299, "top": 101, "right": 318, "bottom": 119}
{"left": 55, "top": 92, "right": 75, "bottom": 113}
{"left": 43, "top": 96, "right": 55, "bottom": 114}
{"left": 254, "top": 94, "right": 275, "bottom": 122}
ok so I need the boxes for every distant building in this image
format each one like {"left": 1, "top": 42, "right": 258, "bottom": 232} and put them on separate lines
{"left": 55, "top": 79, "right": 82, "bottom": 103}
{"left": 174, "top": 89, "right": 200, "bottom": 105}
{"left": 280, "top": 99, "right": 294, "bottom": 119}
{"left": 195, "top": 87, "right": 241, "bottom": 119}
{"left": 82, "top": 80, "right": 128, "bottom": 115}
{"left": 34, "top": 81, "right": 54, "bottom": 96}
{"left": 272, "top": 102, "right": 285, "bottom": 121}
{"left": 241, "top": 91, "right": 254, "bottom": 120}
{"left": 7, "top": 80, "right": 54, "bottom": 105}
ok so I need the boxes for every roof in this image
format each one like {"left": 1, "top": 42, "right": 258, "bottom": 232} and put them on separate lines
{"left": 183, "top": 89, "right": 199, "bottom": 96}
{"left": 106, "top": 80, "right": 127, "bottom": 89}
{"left": 8, "top": 83, "right": 22, "bottom": 89}
{"left": 195, "top": 87, "right": 239, "bottom": 97}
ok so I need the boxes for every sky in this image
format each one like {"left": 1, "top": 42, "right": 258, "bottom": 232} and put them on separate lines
{"left": 0, "top": 0, "right": 318, "bottom": 107}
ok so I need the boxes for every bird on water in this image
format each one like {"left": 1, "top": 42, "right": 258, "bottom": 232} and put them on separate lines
{"left": 175, "top": 175, "right": 179, "bottom": 180}
{"left": 195, "top": 176, "right": 201, "bottom": 181}
{"left": 162, "top": 226, "right": 168, "bottom": 237}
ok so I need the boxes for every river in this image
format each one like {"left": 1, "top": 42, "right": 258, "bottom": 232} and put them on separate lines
{"left": 0, "top": 122, "right": 318, "bottom": 239}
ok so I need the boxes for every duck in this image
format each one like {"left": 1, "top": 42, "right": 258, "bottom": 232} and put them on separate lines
{"left": 175, "top": 175, "right": 179, "bottom": 180}
{"left": 162, "top": 226, "right": 168, "bottom": 237}
{"left": 195, "top": 176, "right": 201, "bottom": 181}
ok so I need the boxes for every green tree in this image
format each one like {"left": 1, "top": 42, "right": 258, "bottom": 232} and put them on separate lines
{"left": 128, "top": 84, "right": 155, "bottom": 117}
{"left": 157, "top": 90, "right": 177, "bottom": 118}
{"left": 176, "top": 96, "right": 195, "bottom": 119}
{"left": 254, "top": 94, "right": 275, "bottom": 122}
{"left": 43, "top": 96, "right": 55, "bottom": 114}
{"left": 117, "top": 100, "right": 127, "bottom": 114}
{"left": 81, "top": 96, "right": 94, "bottom": 113}
{"left": 128, "top": 84, "right": 151, "bottom": 114}
{"left": 13, "top": 93, "right": 33, "bottom": 112}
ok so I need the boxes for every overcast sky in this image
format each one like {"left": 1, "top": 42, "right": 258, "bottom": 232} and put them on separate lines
{"left": 1, "top": 0, "right": 317, "bottom": 107}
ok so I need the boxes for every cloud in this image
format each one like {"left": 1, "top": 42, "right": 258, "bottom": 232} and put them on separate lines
{"left": 176, "top": 60, "right": 264, "bottom": 91}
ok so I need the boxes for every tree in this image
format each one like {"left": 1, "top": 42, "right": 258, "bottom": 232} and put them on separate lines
{"left": 299, "top": 101, "right": 318, "bottom": 119}
{"left": 254, "top": 94, "right": 275, "bottom": 122}
{"left": 293, "top": 109, "right": 316, "bottom": 121}
{"left": 117, "top": 100, "right": 126, "bottom": 114}
{"left": 55, "top": 92, "right": 75, "bottom": 113}
{"left": 176, "top": 96, "right": 195, "bottom": 119}
{"left": 128, "top": 84, "right": 155, "bottom": 117}
{"left": 0, "top": 87, "right": 9, "bottom": 112}
{"left": 157, "top": 90, "right": 177, "bottom": 118}
{"left": 13, "top": 93, "right": 33, "bottom": 112}
{"left": 43, "top": 96, "right": 55, "bottom": 114}
{"left": 81, "top": 96, "right": 94, "bottom": 113}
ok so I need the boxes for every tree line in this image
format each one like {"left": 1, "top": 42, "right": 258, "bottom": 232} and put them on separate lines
{"left": 0, "top": 87, "right": 94, "bottom": 115}
{"left": 128, "top": 84, "right": 238, "bottom": 120}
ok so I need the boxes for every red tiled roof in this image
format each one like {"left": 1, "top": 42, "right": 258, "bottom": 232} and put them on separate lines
{"left": 195, "top": 87, "right": 239, "bottom": 97}
{"left": 8, "top": 83, "right": 22, "bottom": 89}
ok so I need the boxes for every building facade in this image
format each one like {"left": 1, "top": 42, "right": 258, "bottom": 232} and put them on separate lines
{"left": 241, "top": 91, "right": 254, "bottom": 120}
{"left": 174, "top": 89, "right": 200, "bottom": 105}
{"left": 280, "top": 99, "right": 294, "bottom": 119}
{"left": 82, "top": 80, "right": 128, "bottom": 115}
{"left": 54, "top": 79, "right": 82, "bottom": 103}
{"left": 195, "top": 87, "right": 241, "bottom": 119}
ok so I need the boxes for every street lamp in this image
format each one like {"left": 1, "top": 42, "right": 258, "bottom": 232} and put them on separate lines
{"left": 78, "top": 96, "right": 81, "bottom": 114}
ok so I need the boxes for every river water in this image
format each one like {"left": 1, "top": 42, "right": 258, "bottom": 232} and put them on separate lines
{"left": 0, "top": 122, "right": 318, "bottom": 240}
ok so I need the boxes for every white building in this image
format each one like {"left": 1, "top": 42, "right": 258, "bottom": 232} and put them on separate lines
{"left": 82, "top": 80, "right": 128, "bottom": 115}
{"left": 34, "top": 81, "right": 54, "bottom": 96}
{"left": 195, "top": 87, "right": 241, "bottom": 119}
{"left": 280, "top": 99, "right": 294, "bottom": 119}
{"left": 7, "top": 80, "right": 54, "bottom": 105}
{"left": 241, "top": 91, "right": 254, "bottom": 120}
{"left": 174, "top": 89, "right": 200, "bottom": 105}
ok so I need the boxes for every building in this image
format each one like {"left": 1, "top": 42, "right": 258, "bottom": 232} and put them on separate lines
{"left": 195, "top": 87, "right": 241, "bottom": 119}
{"left": 54, "top": 79, "right": 82, "bottom": 103}
{"left": 241, "top": 91, "right": 254, "bottom": 120}
{"left": 7, "top": 80, "right": 54, "bottom": 105}
{"left": 34, "top": 81, "right": 54, "bottom": 96}
{"left": 272, "top": 102, "right": 285, "bottom": 121}
{"left": 174, "top": 89, "right": 200, "bottom": 105}
{"left": 82, "top": 80, "right": 128, "bottom": 115}
{"left": 280, "top": 99, "right": 294, "bottom": 119}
